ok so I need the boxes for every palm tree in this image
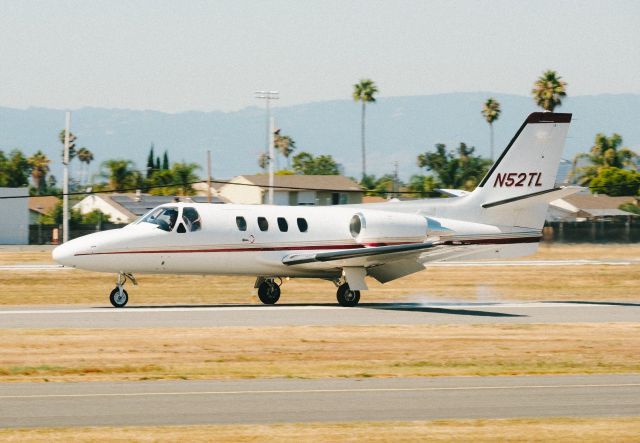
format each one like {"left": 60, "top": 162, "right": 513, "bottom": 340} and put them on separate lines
{"left": 28, "top": 151, "right": 50, "bottom": 194}
{"left": 76, "top": 147, "right": 94, "bottom": 186}
{"left": 353, "top": 79, "right": 378, "bottom": 180}
{"left": 571, "top": 133, "right": 638, "bottom": 186}
{"left": 481, "top": 98, "right": 501, "bottom": 161}
{"left": 101, "top": 159, "right": 137, "bottom": 191}
{"left": 274, "top": 133, "right": 296, "bottom": 169}
{"left": 171, "top": 162, "right": 201, "bottom": 196}
{"left": 532, "top": 70, "right": 567, "bottom": 111}
{"left": 58, "top": 130, "right": 77, "bottom": 162}
{"left": 258, "top": 152, "right": 270, "bottom": 171}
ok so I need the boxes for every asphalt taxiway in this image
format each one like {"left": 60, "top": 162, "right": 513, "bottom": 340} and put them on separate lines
{"left": 1, "top": 374, "right": 638, "bottom": 427}
{"left": 0, "top": 301, "right": 637, "bottom": 328}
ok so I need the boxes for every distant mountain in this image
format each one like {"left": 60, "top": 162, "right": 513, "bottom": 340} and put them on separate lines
{"left": 1, "top": 93, "right": 638, "bottom": 182}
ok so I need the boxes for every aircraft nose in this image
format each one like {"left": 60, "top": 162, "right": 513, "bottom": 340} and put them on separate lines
{"left": 52, "top": 241, "right": 77, "bottom": 267}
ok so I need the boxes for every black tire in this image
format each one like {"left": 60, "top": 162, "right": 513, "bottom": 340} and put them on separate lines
{"left": 258, "top": 281, "right": 280, "bottom": 305}
{"left": 336, "top": 283, "right": 360, "bottom": 307}
{"left": 109, "top": 287, "right": 129, "bottom": 308}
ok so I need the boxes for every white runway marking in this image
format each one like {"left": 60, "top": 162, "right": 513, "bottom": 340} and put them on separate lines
{"left": 2, "top": 383, "right": 638, "bottom": 400}
{"left": 0, "top": 302, "right": 613, "bottom": 315}
{"left": 0, "top": 306, "right": 340, "bottom": 315}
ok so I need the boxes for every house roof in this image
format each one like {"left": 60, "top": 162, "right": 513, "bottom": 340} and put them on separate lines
{"left": 563, "top": 194, "right": 636, "bottom": 210}
{"left": 28, "top": 196, "right": 59, "bottom": 214}
{"left": 235, "top": 175, "right": 363, "bottom": 192}
{"left": 91, "top": 193, "right": 227, "bottom": 220}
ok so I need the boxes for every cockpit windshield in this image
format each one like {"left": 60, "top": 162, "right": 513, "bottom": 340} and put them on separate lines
{"left": 140, "top": 206, "right": 179, "bottom": 232}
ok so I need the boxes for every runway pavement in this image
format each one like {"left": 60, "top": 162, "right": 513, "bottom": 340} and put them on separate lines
{"left": 1, "top": 374, "right": 639, "bottom": 427}
{"left": 0, "top": 301, "right": 637, "bottom": 328}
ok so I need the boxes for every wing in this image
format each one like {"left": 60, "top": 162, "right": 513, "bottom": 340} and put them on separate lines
{"left": 282, "top": 242, "right": 438, "bottom": 266}
{"left": 282, "top": 242, "right": 440, "bottom": 285}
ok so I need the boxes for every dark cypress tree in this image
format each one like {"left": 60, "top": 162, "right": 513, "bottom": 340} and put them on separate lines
{"left": 155, "top": 156, "right": 161, "bottom": 171}
{"left": 146, "top": 143, "right": 155, "bottom": 178}
{"left": 162, "top": 151, "right": 169, "bottom": 170}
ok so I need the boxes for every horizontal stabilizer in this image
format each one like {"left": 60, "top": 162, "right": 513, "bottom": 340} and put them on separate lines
{"left": 482, "top": 186, "right": 583, "bottom": 209}
{"left": 437, "top": 189, "right": 470, "bottom": 197}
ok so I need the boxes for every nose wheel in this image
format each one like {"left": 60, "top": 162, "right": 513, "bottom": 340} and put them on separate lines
{"left": 258, "top": 279, "right": 281, "bottom": 305}
{"left": 109, "top": 287, "right": 129, "bottom": 308}
{"left": 337, "top": 283, "right": 360, "bottom": 307}
{"left": 110, "top": 272, "right": 136, "bottom": 308}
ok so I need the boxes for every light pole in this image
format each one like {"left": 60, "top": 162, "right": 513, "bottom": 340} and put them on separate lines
{"left": 255, "top": 91, "right": 279, "bottom": 205}
{"left": 63, "top": 111, "right": 71, "bottom": 243}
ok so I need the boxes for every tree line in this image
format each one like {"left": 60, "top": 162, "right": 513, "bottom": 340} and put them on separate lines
{"left": 1, "top": 68, "right": 638, "bottom": 209}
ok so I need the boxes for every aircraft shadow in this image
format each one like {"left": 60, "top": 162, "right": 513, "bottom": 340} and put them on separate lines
{"left": 102, "top": 302, "right": 527, "bottom": 317}
{"left": 358, "top": 303, "right": 527, "bottom": 317}
{"left": 548, "top": 300, "right": 640, "bottom": 307}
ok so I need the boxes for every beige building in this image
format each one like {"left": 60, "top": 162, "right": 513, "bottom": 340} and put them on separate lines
{"left": 28, "top": 196, "right": 59, "bottom": 223}
{"left": 218, "top": 175, "right": 363, "bottom": 205}
{"left": 548, "top": 193, "right": 638, "bottom": 221}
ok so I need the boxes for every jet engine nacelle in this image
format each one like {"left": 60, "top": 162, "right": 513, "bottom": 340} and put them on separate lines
{"left": 349, "top": 210, "right": 428, "bottom": 245}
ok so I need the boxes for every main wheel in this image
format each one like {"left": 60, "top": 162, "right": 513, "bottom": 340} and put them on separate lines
{"left": 258, "top": 281, "right": 281, "bottom": 305}
{"left": 109, "top": 287, "right": 129, "bottom": 308}
{"left": 336, "top": 283, "right": 360, "bottom": 307}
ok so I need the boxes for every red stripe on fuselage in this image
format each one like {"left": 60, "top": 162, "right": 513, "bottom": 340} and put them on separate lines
{"left": 74, "top": 237, "right": 540, "bottom": 257}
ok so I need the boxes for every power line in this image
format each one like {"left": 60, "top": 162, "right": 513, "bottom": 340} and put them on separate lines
{"left": 0, "top": 177, "right": 440, "bottom": 200}
{"left": 10, "top": 174, "right": 634, "bottom": 202}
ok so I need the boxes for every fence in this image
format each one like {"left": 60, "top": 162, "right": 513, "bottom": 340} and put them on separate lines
{"left": 543, "top": 217, "right": 640, "bottom": 243}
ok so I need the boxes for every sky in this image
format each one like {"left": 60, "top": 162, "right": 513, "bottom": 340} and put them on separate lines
{"left": 1, "top": 0, "right": 638, "bottom": 113}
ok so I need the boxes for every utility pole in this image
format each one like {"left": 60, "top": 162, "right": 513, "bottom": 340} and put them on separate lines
{"left": 268, "top": 117, "right": 275, "bottom": 205}
{"left": 206, "top": 150, "right": 212, "bottom": 203}
{"left": 255, "top": 90, "right": 279, "bottom": 171}
{"left": 393, "top": 161, "right": 399, "bottom": 199}
{"left": 63, "top": 111, "right": 71, "bottom": 243}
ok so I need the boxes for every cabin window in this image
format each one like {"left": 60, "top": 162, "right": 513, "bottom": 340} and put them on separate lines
{"left": 277, "top": 217, "right": 288, "bottom": 232}
{"left": 236, "top": 216, "right": 247, "bottom": 231}
{"left": 141, "top": 206, "right": 179, "bottom": 232}
{"left": 176, "top": 223, "right": 187, "bottom": 234}
{"left": 297, "top": 217, "right": 308, "bottom": 232}
{"left": 257, "top": 217, "right": 269, "bottom": 231}
{"left": 182, "top": 207, "right": 202, "bottom": 232}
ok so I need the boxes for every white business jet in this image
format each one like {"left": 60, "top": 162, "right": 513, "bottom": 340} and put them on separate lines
{"left": 53, "top": 112, "right": 579, "bottom": 308}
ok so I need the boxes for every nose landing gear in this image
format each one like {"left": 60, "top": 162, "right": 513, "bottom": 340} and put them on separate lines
{"left": 110, "top": 272, "right": 137, "bottom": 308}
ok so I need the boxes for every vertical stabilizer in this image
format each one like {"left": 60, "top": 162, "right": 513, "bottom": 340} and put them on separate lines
{"left": 468, "top": 112, "right": 572, "bottom": 228}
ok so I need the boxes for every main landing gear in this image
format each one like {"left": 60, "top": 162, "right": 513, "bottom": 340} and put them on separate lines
{"left": 336, "top": 283, "right": 360, "bottom": 307}
{"left": 254, "top": 277, "right": 361, "bottom": 307}
{"left": 110, "top": 272, "right": 137, "bottom": 308}
{"left": 257, "top": 278, "right": 281, "bottom": 305}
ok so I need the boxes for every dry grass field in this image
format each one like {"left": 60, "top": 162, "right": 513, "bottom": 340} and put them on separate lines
{"left": 0, "top": 244, "right": 638, "bottom": 305}
{"left": 2, "top": 323, "right": 638, "bottom": 382}
{"left": 1, "top": 245, "right": 638, "bottom": 438}
{"left": 2, "top": 417, "right": 640, "bottom": 442}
